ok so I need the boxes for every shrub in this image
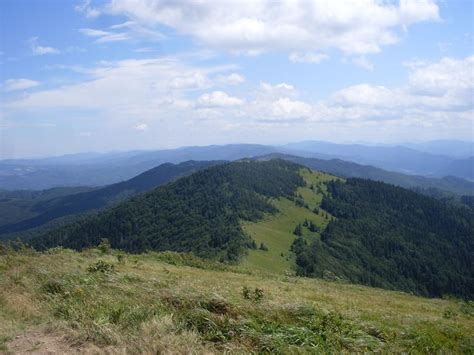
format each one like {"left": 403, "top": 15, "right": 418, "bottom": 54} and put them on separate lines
{"left": 98, "top": 238, "right": 111, "bottom": 254}
{"left": 242, "top": 286, "right": 265, "bottom": 302}
{"left": 87, "top": 260, "right": 115, "bottom": 273}
{"left": 259, "top": 243, "right": 269, "bottom": 251}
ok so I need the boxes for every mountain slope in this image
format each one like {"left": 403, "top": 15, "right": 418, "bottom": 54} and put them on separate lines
{"left": 292, "top": 178, "right": 474, "bottom": 298}
{"left": 31, "top": 160, "right": 305, "bottom": 260}
{"left": 0, "top": 161, "right": 221, "bottom": 237}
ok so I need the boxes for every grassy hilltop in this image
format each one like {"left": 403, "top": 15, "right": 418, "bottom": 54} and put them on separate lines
{"left": 1, "top": 248, "right": 473, "bottom": 353}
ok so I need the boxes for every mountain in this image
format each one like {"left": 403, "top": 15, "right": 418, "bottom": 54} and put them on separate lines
{"left": 283, "top": 140, "right": 458, "bottom": 176}
{"left": 436, "top": 157, "right": 474, "bottom": 181}
{"left": 31, "top": 160, "right": 304, "bottom": 260}
{"left": 403, "top": 140, "right": 473, "bottom": 158}
{"left": 29, "top": 159, "right": 474, "bottom": 298}
{"left": 255, "top": 153, "right": 474, "bottom": 196}
{"left": 0, "top": 160, "right": 221, "bottom": 237}
{"left": 0, "top": 186, "right": 95, "bottom": 227}
{"left": 0, "top": 144, "right": 276, "bottom": 190}
{"left": 2, "top": 142, "right": 472, "bottom": 190}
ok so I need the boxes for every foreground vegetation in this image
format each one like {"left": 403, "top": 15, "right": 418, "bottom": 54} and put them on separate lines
{"left": 1, "top": 247, "right": 473, "bottom": 353}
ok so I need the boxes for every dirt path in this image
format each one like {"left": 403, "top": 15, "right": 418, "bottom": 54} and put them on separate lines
{"left": 6, "top": 330, "right": 104, "bottom": 354}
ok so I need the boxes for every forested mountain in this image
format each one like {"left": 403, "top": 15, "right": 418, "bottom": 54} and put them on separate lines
{"left": 0, "top": 161, "right": 220, "bottom": 237}
{"left": 31, "top": 160, "right": 305, "bottom": 260}
{"left": 255, "top": 153, "right": 474, "bottom": 196}
{"left": 27, "top": 159, "right": 474, "bottom": 298}
{"left": 292, "top": 178, "right": 474, "bottom": 298}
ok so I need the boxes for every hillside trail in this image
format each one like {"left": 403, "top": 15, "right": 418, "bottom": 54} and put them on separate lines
{"left": 6, "top": 329, "right": 110, "bottom": 354}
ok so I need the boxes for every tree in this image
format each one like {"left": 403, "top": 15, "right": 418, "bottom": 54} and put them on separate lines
{"left": 293, "top": 224, "right": 303, "bottom": 236}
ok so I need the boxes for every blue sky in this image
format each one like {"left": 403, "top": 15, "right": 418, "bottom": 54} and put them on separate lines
{"left": 1, "top": 0, "right": 473, "bottom": 158}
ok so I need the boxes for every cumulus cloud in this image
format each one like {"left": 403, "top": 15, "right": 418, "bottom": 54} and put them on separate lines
{"left": 197, "top": 91, "right": 244, "bottom": 107}
{"left": 3, "top": 79, "right": 40, "bottom": 92}
{"left": 332, "top": 55, "right": 474, "bottom": 111}
{"left": 271, "top": 97, "right": 312, "bottom": 119}
{"left": 104, "top": 0, "right": 440, "bottom": 55}
{"left": 28, "top": 37, "right": 60, "bottom": 55}
{"left": 4, "top": 55, "right": 471, "bottom": 141}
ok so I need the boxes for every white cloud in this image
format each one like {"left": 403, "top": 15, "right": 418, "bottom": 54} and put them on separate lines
{"left": 105, "top": 0, "right": 440, "bottom": 55}
{"left": 168, "top": 72, "right": 210, "bottom": 90}
{"left": 408, "top": 56, "right": 474, "bottom": 97}
{"left": 260, "top": 82, "right": 295, "bottom": 92}
{"left": 80, "top": 21, "right": 164, "bottom": 43}
{"left": 75, "top": 0, "right": 100, "bottom": 18}
{"left": 216, "top": 73, "right": 245, "bottom": 85}
{"left": 134, "top": 123, "right": 148, "bottom": 131}
{"left": 197, "top": 91, "right": 244, "bottom": 107}
{"left": 29, "top": 37, "right": 59, "bottom": 55}
{"left": 5, "top": 55, "right": 471, "bottom": 144}
{"left": 3, "top": 79, "right": 40, "bottom": 92}
{"left": 331, "top": 55, "right": 474, "bottom": 112}
{"left": 289, "top": 52, "right": 328, "bottom": 64}
{"left": 271, "top": 97, "right": 312, "bottom": 119}
{"left": 79, "top": 28, "right": 130, "bottom": 43}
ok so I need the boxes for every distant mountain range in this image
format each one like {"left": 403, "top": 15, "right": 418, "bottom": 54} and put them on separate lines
{"left": 283, "top": 141, "right": 473, "bottom": 179}
{"left": 1, "top": 140, "right": 472, "bottom": 190}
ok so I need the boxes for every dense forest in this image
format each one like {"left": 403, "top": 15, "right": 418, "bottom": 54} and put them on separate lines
{"left": 31, "top": 160, "right": 305, "bottom": 261}
{"left": 293, "top": 178, "right": 474, "bottom": 298}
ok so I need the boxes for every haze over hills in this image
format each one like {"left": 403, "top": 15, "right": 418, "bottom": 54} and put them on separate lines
{"left": 283, "top": 140, "right": 474, "bottom": 179}
{"left": 1, "top": 140, "right": 472, "bottom": 190}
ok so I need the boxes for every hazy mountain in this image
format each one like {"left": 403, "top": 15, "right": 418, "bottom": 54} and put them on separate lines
{"left": 0, "top": 160, "right": 221, "bottom": 237}
{"left": 282, "top": 141, "right": 457, "bottom": 176}
{"left": 402, "top": 140, "right": 473, "bottom": 158}
{"left": 255, "top": 153, "right": 474, "bottom": 196}
{"left": 1, "top": 141, "right": 472, "bottom": 190}
{"left": 436, "top": 157, "right": 474, "bottom": 181}
{"left": 0, "top": 144, "right": 276, "bottom": 190}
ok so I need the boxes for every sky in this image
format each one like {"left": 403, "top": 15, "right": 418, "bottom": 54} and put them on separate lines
{"left": 0, "top": 0, "right": 473, "bottom": 158}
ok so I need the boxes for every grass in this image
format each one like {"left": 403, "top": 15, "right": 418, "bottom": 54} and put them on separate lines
{"left": 1, "top": 247, "right": 472, "bottom": 353}
{"left": 241, "top": 169, "right": 338, "bottom": 274}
